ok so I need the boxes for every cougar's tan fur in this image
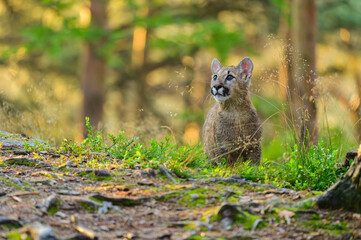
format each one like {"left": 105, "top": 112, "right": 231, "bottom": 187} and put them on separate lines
{"left": 203, "top": 57, "right": 262, "bottom": 164}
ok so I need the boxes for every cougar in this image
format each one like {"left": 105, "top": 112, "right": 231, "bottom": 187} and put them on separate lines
{"left": 203, "top": 57, "right": 262, "bottom": 164}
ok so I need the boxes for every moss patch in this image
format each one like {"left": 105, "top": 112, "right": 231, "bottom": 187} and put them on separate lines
{"left": 4, "top": 158, "right": 37, "bottom": 167}
{"left": 75, "top": 171, "right": 113, "bottom": 181}
{"left": 0, "top": 177, "right": 24, "bottom": 190}
{"left": 6, "top": 231, "right": 25, "bottom": 240}
{"left": 302, "top": 219, "right": 350, "bottom": 235}
{"left": 177, "top": 188, "right": 213, "bottom": 207}
{"left": 47, "top": 200, "right": 60, "bottom": 216}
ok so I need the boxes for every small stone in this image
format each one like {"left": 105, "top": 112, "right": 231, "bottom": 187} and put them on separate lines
{"left": 66, "top": 234, "right": 94, "bottom": 240}
{"left": 41, "top": 195, "right": 60, "bottom": 213}
{"left": 4, "top": 157, "right": 37, "bottom": 166}
{"left": 132, "top": 170, "right": 142, "bottom": 178}
{"left": 141, "top": 168, "right": 157, "bottom": 178}
{"left": 49, "top": 179, "right": 58, "bottom": 186}
{"left": 138, "top": 179, "right": 154, "bottom": 186}
{"left": 231, "top": 175, "right": 242, "bottom": 179}
{"left": 266, "top": 198, "right": 293, "bottom": 208}
{"left": 220, "top": 217, "right": 233, "bottom": 230}
{"left": 66, "top": 161, "right": 77, "bottom": 167}
{"left": 91, "top": 193, "right": 150, "bottom": 206}
{"left": 98, "top": 201, "right": 113, "bottom": 214}
{"left": 54, "top": 211, "right": 67, "bottom": 219}
{"left": 190, "top": 194, "right": 199, "bottom": 199}
{"left": 93, "top": 169, "right": 112, "bottom": 177}
{"left": 100, "top": 225, "right": 109, "bottom": 231}
{"left": 13, "top": 149, "right": 31, "bottom": 155}
{"left": 57, "top": 190, "right": 81, "bottom": 196}
{"left": 292, "top": 195, "right": 302, "bottom": 200}
{"left": 126, "top": 232, "right": 135, "bottom": 239}
{"left": 222, "top": 190, "right": 235, "bottom": 200}
{"left": 0, "top": 215, "right": 22, "bottom": 228}
{"left": 21, "top": 222, "right": 56, "bottom": 240}
{"left": 33, "top": 179, "right": 51, "bottom": 186}
{"left": 265, "top": 193, "right": 275, "bottom": 198}
{"left": 78, "top": 198, "right": 103, "bottom": 212}
{"left": 90, "top": 152, "right": 105, "bottom": 156}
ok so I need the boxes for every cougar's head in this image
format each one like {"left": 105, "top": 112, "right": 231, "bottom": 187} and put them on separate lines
{"left": 210, "top": 57, "right": 254, "bottom": 102}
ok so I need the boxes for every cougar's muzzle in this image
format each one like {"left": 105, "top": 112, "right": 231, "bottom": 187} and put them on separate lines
{"left": 211, "top": 84, "right": 229, "bottom": 97}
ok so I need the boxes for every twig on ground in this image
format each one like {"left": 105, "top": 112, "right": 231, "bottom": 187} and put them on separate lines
{"left": 159, "top": 166, "right": 179, "bottom": 184}
{"left": 8, "top": 191, "right": 40, "bottom": 197}
{"left": 71, "top": 215, "right": 97, "bottom": 239}
{"left": 10, "top": 196, "right": 22, "bottom": 202}
{"left": 91, "top": 185, "right": 198, "bottom": 206}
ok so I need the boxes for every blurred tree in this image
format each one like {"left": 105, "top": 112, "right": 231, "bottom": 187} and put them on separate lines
{"left": 81, "top": 0, "right": 107, "bottom": 137}
{"left": 3, "top": 0, "right": 336, "bottom": 145}
{"left": 291, "top": 0, "right": 318, "bottom": 146}
{"left": 318, "top": 0, "right": 361, "bottom": 142}
{"left": 271, "top": 0, "right": 295, "bottom": 102}
{"left": 318, "top": 0, "right": 361, "bottom": 31}
{"left": 117, "top": 0, "right": 250, "bottom": 139}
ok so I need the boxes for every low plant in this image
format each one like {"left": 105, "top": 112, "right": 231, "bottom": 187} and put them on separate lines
{"left": 276, "top": 141, "right": 342, "bottom": 190}
{"left": 230, "top": 141, "right": 344, "bottom": 191}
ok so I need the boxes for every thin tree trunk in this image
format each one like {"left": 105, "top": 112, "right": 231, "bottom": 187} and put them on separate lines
{"left": 291, "top": 0, "right": 318, "bottom": 146}
{"left": 355, "top": 73, "right": 361, "bottom": 142}
{"left": 81, "top": 0, "right": 107, "bottom": 137}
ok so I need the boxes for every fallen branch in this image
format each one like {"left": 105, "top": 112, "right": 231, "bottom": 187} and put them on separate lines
{"left": 71, "top": 215, "right": 97, "bottom": 240}
{"left": 159, "top": 166, "right": 179, "bottom": 184}
{"left": 8, "top": 191, "right": 40, "bottom": 197}
{"left": 91, "top": 185, "right": 198, "bottom": 206}
{"left": 10, "top": 196, "right": 22, "bottom": 202}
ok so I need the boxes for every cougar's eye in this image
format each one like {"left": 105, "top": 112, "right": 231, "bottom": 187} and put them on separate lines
{"left": 213, "top": 75, "right": 217, "bottom": 81}
{"left": 226, "top": 75, "right": 234, "bottom": 81}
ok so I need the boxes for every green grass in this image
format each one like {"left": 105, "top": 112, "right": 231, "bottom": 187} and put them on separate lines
{"left": 26, "top": 117, "right": 349, "bottom": 191}
{"left": 238, "top": 141, "right": 345, "bottom": 191}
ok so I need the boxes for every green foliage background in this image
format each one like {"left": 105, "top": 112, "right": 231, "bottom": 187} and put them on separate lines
{"left": 1, "top": 0, "right": 361, "bottom": 190}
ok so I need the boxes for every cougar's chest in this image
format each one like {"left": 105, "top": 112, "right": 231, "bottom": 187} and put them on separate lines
{"left": 215, "top": 110, "right": 249, "bottom": 139}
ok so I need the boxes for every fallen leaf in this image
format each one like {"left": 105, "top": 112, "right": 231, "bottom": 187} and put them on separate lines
{"left": 278, "top": 210, "right": 295, "bottom": 218}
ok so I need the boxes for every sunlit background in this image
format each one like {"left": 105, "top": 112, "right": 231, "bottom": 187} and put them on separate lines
{"left": 0, "top": 0, "right": 360, "bottom": 159}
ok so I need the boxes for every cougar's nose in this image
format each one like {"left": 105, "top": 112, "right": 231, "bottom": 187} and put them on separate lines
{"left": 213, "top": 84, "right": 222, "bottom": 90}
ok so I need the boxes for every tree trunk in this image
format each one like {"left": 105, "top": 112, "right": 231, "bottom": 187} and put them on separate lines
{"left": 316, "top": 147, "right": 361, "bottom": 213}
{"left": 355, "top": 73, "right": 361, "bottom": 142}
{"left": 131, "top": 2, "right": 149, "bottom": 122}
{"left": 81, "top": 0, "right": 107, "bottom": 137}
{"left": 291, "top": 0, "right": 318, "bottom": 146}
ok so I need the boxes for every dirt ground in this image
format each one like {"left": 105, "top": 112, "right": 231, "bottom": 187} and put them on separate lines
{"left": 0, "top": 134, "right": 361, "bottom": 240}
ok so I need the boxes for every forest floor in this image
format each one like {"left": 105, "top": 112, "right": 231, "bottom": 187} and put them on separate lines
{"left": 0, "top": 132, "right": 361, "bottom": 240}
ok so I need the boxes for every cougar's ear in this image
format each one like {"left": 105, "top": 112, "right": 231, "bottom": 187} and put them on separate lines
{"left": 236, "top": 57, "right": 254, "bottom": 87}
{"left": 211, "top": 58, "right": 222, "bottom": 74}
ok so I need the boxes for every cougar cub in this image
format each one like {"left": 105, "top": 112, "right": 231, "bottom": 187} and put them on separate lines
{"left": 203, "top": 57, "right": 262, "bottom": 164}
